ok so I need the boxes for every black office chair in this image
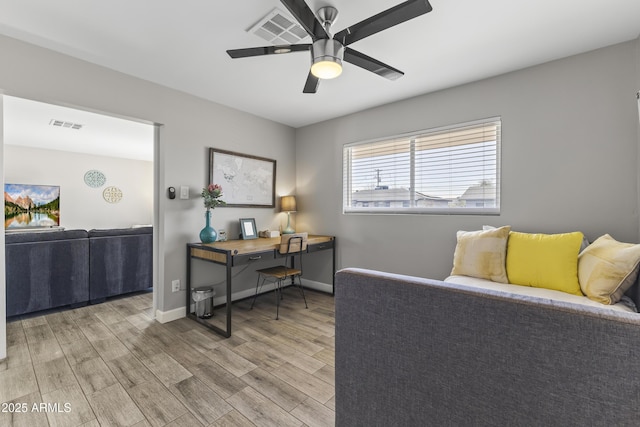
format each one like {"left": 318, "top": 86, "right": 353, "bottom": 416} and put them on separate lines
{"left": 251, "top": 232, "right": 308, "bottom": 319}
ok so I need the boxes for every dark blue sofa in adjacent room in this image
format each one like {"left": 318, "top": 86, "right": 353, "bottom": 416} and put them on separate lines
{"left": 5, "top": 226, "right": 153, "bottom": 317}
{"left": 5, "top": 229, "right": 90, "bottom": 317}
{"left": 88, "top": 226, "right": 153, "bottom": 303}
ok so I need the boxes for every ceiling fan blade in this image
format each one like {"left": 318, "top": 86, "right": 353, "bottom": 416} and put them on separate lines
{"left": 303, "top": 72, "right": 320, "bottom": 93}
{"left": 334, "top": 0, "right": 432, "bottom": 46}
{"left": 227, "top": 44, "right": 311, "bottom": 59}
{"left": 280, "top": 0, "right": 328, "bottom": 40}
{"left": 344, "top": 48, "right": 404, "bottom": 80}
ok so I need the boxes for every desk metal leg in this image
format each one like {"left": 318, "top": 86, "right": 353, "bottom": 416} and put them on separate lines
{"left": 225, "top": 258, "right": 232, "bottom": 337}
{"left": 185, "top": 248, "right": 232, "bottom": 338}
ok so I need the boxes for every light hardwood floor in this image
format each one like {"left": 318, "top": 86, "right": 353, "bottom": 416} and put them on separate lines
{"left": 0, "top": 288, "right": 335, "bottom": 427}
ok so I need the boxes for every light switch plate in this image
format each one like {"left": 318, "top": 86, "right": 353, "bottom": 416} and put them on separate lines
{"left": 179, "top": 186, "right": 189, "bottom": 199}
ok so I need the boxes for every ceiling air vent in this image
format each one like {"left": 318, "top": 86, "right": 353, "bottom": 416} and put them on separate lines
{"left": 248, "top": 8, "right": 309, "bottom": 45}
{"left": 49, "top": 119, "right": 83, "bottom": 130}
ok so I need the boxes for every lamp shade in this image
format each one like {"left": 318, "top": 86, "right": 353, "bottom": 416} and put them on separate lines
{"left": 281, "top": 195, "right": 297, "bottom": 212}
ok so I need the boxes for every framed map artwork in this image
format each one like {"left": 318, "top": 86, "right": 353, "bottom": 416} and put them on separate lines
{"left": 209, "top": 148, "right": 276, "bottom": 208}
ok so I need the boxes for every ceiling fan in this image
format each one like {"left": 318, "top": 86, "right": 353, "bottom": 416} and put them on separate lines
{"left": 227, "top": 0, "right": 433, "bottom": 94}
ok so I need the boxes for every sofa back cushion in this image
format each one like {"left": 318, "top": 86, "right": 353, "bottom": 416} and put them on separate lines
{"left": 506, "top": 231, "right": 583, "bottom": 295}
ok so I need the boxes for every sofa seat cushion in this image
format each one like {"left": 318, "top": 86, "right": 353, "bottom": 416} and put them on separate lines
{"left": 445, "top": 275, "right": 636, "bottom": 313}
{"left": 578, "top": 234, "right": 640, "bottom": 305}
{"left": 506, "top": 231, "right": 583, "bottom": 295}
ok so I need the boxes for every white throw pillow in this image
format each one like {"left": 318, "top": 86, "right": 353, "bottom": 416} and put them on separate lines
{"left": 451, "top": 225, "right": 511, "bottom": 283}
{"left": 578, "top": 234, "right": 640, "bottom": 304}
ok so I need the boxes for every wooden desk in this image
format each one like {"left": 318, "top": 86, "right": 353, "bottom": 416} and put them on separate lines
{"left": 186, "top": 235, "right": 335, "bottom": 337}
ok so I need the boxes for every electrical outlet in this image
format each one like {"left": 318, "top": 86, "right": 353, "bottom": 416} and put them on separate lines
{"left": 171, "top": 279, "right": 180, "bottom": 292}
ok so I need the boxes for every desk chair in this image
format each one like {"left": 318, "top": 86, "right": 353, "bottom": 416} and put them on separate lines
{"left": 251, "top": 232, "right": 308, "bottom": 319}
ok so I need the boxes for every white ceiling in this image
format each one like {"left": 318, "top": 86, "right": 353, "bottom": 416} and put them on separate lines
{"left": 0, "top": 0, "right": 639, "bottom": 130}
{"left": 3, "top": 96, "right": 154, "bottom": 161}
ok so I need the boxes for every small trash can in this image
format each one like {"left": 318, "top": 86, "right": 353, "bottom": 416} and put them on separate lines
{"left": 192, "top": 287, "right": 215, "bottom": 319}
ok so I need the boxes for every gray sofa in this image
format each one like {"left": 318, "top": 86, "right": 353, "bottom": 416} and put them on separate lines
{"left": 5, "top": 226, "right": 152, "bottom": 317}
{"left": 335, "top": 268, "right": 640, "bottom": 426}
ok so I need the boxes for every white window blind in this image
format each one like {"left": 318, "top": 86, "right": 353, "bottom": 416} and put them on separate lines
{"left": 343, "top": 117, "right": 501, "bottom": 214}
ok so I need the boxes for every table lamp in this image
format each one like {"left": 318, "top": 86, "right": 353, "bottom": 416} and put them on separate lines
{"left": 281, "top": 195, "right": 297, "bottom": 234}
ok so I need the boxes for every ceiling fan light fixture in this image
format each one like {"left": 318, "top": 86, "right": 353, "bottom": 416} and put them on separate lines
{"left": 310, "top": 39, "right": 344, "bottom": 79}
{"left": 274, "top": 46, "right": 292, "bottom": 54}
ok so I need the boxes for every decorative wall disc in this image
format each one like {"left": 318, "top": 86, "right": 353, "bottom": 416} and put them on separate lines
{"left": 84, "top": 170, "right": 106, "bottom": 188}
{"left": 102, "top": 186, "right": 123, "bottom": 203}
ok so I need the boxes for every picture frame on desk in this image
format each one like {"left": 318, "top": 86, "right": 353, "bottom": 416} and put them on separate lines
{"left": 209, "top": 148, "right": 276, "bottom": 208}
{"left": 239, "top": 218, "right": 258, "bottom": 240}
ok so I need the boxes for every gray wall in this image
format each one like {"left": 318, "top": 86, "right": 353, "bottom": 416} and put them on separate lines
{"left": 4, "top": 145, "right": 154, "bottom": 230}
{"left": 0, "top": 34, "right": 296, "bottom": 322}
{"left": 296, "top": 40, "right": 640, "bottom": 282}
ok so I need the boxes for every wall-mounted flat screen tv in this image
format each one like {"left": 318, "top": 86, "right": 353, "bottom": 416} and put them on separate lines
{"left": 4, "top": 183, "right": 60, "bottom": 229}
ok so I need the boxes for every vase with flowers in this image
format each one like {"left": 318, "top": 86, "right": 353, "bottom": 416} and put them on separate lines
{"left": 199, "top": 184, "right": 226, "bottom": 243}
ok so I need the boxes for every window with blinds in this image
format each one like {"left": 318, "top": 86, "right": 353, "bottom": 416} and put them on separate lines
{"left": 343, "top": 117, "right": 501, "bottom": 214}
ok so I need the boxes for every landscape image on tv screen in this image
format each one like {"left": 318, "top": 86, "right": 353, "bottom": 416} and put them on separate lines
{"left": 4, "top": 183, "right": 60, "bottom": 229}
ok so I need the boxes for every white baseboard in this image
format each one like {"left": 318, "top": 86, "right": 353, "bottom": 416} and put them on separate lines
{"left": 155, "top": 306, "right": 185, "bottom": 323}
{"left": 155, "top": 279, "right": 332, "bottom": 324}
{"left": 301, "top": 278, "right": 333, "bottom": 294}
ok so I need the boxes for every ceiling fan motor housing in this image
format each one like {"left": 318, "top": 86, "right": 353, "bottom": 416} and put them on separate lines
{"left": 310, "top": 39, "right": 344, "bottom": 79}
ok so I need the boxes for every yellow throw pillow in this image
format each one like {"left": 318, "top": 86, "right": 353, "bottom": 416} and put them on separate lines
{"left": 506, "top": 231, "right": 584, "bottom": 295}
{"left": 578, "top": 234, "right": 640, "bottom": 305}
{"left": 451, "top": 226, "right": 511, "bottom": 283}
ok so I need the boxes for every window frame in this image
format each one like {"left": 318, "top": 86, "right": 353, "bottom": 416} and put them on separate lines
{"left": 342, "top": 117, "right": 502, "bottom": 215}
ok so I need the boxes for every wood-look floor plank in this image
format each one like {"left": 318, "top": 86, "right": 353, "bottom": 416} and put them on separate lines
{"left": 163, "top": 411, "right": 205, "bottom": 427}
{"left": 60, "top": 337, "right": 100, "bottom": 366}
{"left": 176, "top": 328, "right": 223, "bottom": 353}
{"left": 291, "top": 397, "right": 336, "bottom": 427}
{"left": 2, "top": 343, "right": 31, "bottom": 370}
{"left": 169, "top": 376, "right": 233, "bottom": 425}
{"left": 313, "top": 348, "right": 335, "bottom": 367}
{"left": 90, "top": 335, "right": 130, "bottom": 362}
{"left": 72, "top": 357, "right": 119, "bottom": 395}
{"left": 313, "top": 364, "right": 335, "bottom": 386}
{"left": 233, "top": 341, "right": 287, "bottom": 371}
{"left": 0, "top": 363, "right": 39, "bottom": 403}
{"left": 28, "top": 338, "right": 64, "bottom": 365}
{"left": 21, "top": 316, "right": 48, "bottom": 329}
{"left": 207, "top": 346, "right": 257, "bottom": 378}
{"left": 77, "top": 321, "right": 114, "bottom": 343}
{"left": 6, "top": 324, "right": 27, "bottom": 347}
{"left": 128, "top": 379, "right": 188, "bottom": 427}
{"left": 240, "top": 368, "right": 307, "bottom": 412}
{"left": 189, "top": 360, "right": 248, "bottom": 399}
{"left": 42, "top": 384, "right": 96, "bottom": 427}
{"left": 227, "top": 386, "right": 303, "bottom": 427}
{"left": 126, "top": 313, "right": 156, "bottom": 330}
{"left": 24, "top": 324, "right": 56, "bottom": 346}
{"left": 33, "top": 356, "right": 78, "bottom": 394}
{"left": 259, "top": 338, "right": 326, "bottom": 374}
{"left": 272, "top": 363, "right": 335, "bottom": 404}
{"left": 163, "top": 342, "right": 211, "bottom": 368}
{"left": 140, "top": 351, "right": 193, "bottom": 387}
{"left": 105, "top": 353, "right": 154, "bottom": 389}
{"left": 209, "top": 409, "right": 256, "bottom": 427}
{"left": 0, "top": 391, "right": 49, "bottom": 427}
{"left": 93, "top": 308, "right": 126, "bottom": 326}
{"left": 86, "top": 383, "right": 145, "bottom": 427}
